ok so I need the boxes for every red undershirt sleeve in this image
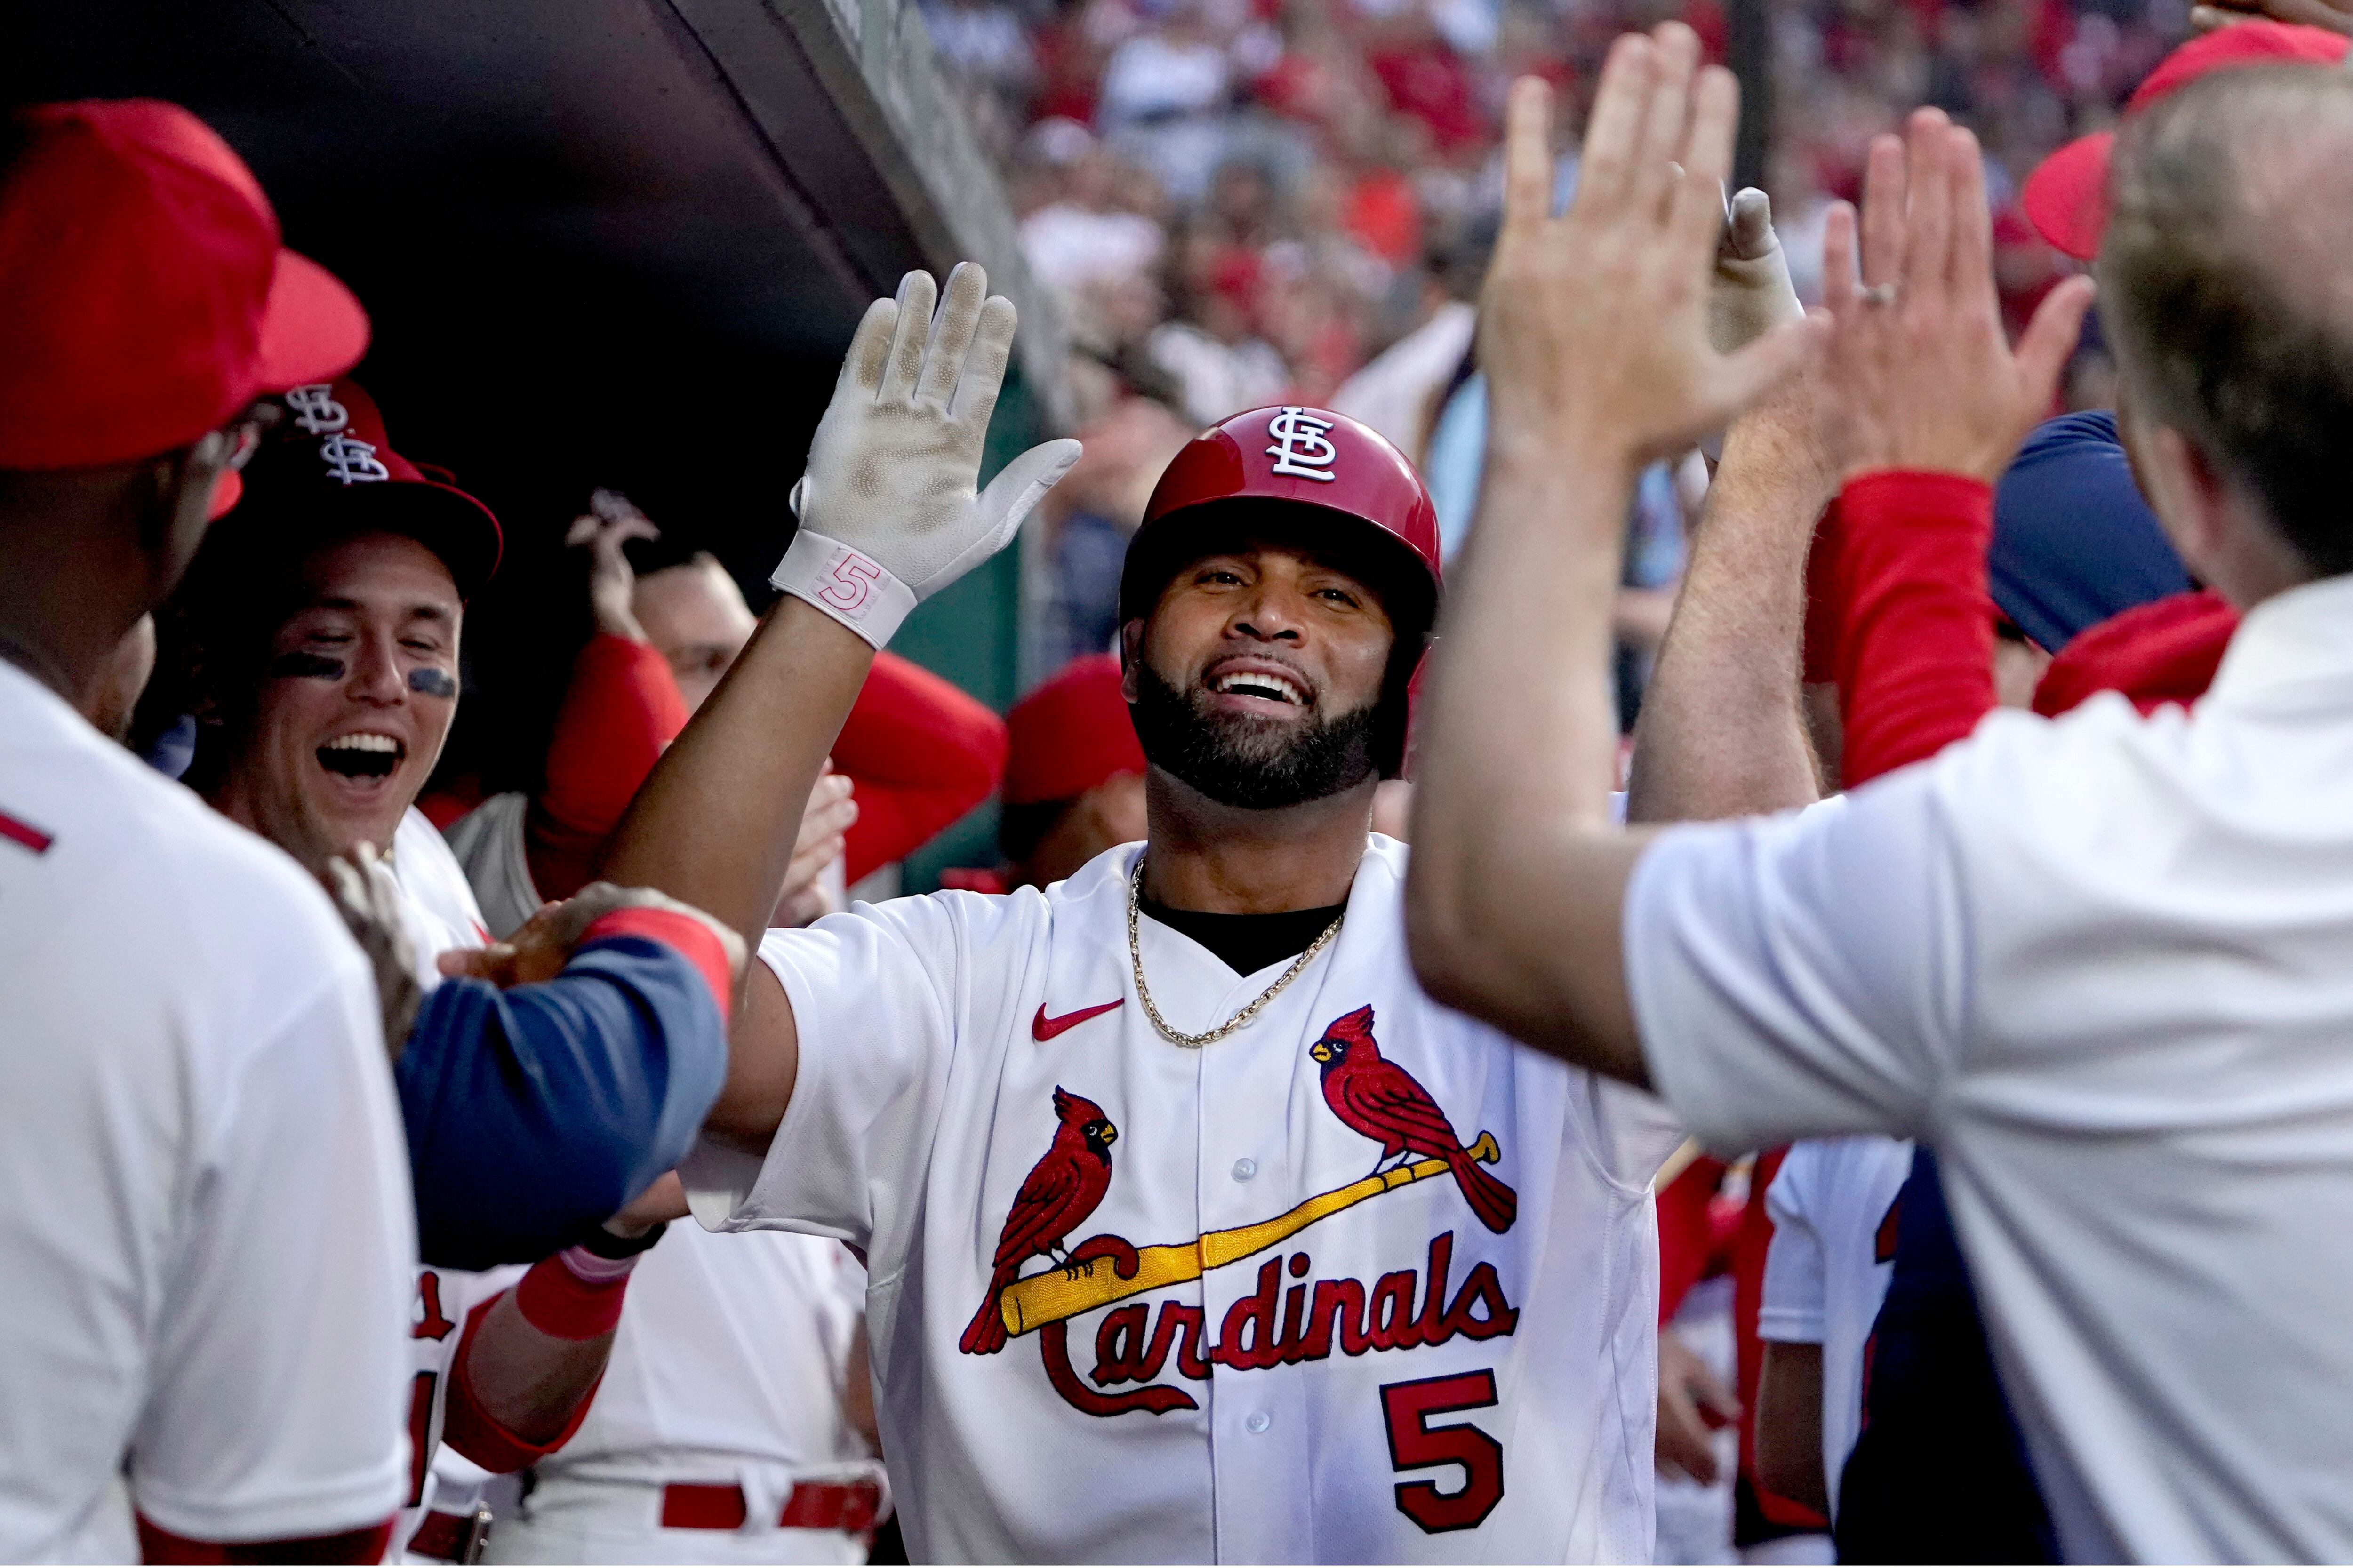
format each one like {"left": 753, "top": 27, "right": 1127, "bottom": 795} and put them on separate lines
{"left": 835, "top": 652, "right": 1009, "bottom": 885}
{"left": 527, "top": 635, "right": 690, "bottom": 903}
{"left": 1833, "top": 470, "right": 1999, "bottom": 788}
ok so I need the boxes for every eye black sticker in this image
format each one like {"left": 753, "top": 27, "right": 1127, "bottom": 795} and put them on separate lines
{"left": 408, "top": 667, "right": 458, "bottom": 699}
{"left": 270, "top": 650, "right": 346, "bottom": 681}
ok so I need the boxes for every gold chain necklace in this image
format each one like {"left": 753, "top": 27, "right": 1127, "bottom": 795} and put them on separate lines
{"left": 1126, "top": 857, "right": 1346, "bottom": 1049}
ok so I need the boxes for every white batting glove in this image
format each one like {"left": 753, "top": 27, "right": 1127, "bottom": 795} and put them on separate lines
{"left": 772, "top": 262, "right": 1084, "bottom": 648}
{"left": 1708, "top": 187, "right": 1805, "bottom": 356}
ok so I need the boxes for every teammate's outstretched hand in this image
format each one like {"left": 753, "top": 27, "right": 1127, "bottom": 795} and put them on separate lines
{"left": 1817, "top": 110, "right": 2094, "bottom": 485}
{"left": 324, "top": 842, "right": 422, "bottom": 1059}
{"left": 1477, "top": 28, "right": 1823, "bottom": 479}
{"left": 1710, "top": 186, "right": 1805, "bottom": 356}
{"left": 566, "top": 488, "right": 659, "bottom": 642}
{"left": 772, "top": 262, "right": 1083, "bottom": 648}
{"left": 438, "top": 881, "right": 748, "bottom": 992}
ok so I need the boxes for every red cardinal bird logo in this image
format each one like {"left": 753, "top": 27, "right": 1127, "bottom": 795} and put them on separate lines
{"left": 1311, "top": 1005, "right": 1516, "bottom": 1234}
{"left": 960, "top": 1087, "right": 1120, "bottom": 1355}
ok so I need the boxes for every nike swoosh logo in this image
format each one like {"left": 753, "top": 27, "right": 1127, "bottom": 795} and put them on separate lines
{"left": 1033, "top": 999, "right": 1124, "bottom": 1040}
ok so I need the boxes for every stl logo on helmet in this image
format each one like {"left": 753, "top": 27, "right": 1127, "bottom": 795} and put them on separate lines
{"left": 1265, "top": 406, "right": 1340, "bottom": 482}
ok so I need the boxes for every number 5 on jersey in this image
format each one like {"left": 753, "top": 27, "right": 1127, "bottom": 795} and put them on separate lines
{"left": 1380, "top": 1369, "right": 1504, "bottom": 1533}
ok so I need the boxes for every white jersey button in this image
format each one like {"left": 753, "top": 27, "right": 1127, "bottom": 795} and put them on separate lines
{"left": 1231, "top": 1157, "right": 1258, "bottom": 1182}
{"left": 1245, "top": 1410, "right": 1272, "bottom": 1434}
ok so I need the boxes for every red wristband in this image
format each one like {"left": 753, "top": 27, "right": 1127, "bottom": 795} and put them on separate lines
{"left": 512, "top": 1247, "right": 638, "bottom": 1340}
{"left": 581, "top": 907, "right": 734, "bottom": 1027}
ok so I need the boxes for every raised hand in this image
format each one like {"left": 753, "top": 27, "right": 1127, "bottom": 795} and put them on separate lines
{"left": 1710, "top": 186, "right": 1806, "bottom": 355}
{"left": 1817, "top": 109, "right": 2096, "bottom": 485}
{"left": 773, "top": 262, "right": 1083, "bottom": 648}
{"left": 565, "top": 489, "right": 659, "bottom": 642}
{"left": 1477, "top": 26, "right": 1823, "bottom": 480}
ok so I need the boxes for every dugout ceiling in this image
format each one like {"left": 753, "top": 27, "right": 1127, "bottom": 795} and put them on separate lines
{"left": 9, "top": 0, "right": 1062, "bottom": 876}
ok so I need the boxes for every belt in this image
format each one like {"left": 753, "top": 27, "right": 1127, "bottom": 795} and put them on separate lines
{"left": 406, "top": 1502, "right": 494, "bottom": 1563}
{"left": 660, "top": 1479, "right": 884, "bottom": 1536}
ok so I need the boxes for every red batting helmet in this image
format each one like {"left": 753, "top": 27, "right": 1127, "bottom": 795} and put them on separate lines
{"left": 1118, "top": 404, "right": 1442, "bottom": 776}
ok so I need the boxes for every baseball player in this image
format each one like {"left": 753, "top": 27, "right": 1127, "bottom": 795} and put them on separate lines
{"left": 481, "top": 1225, "right": 885, "bottom": 1564}
{"left": 167, "top": 376, "right": 739, "bottom": 1270}
{"left": 160, "top": 376, "right": 752, "bottom": 1561}
{"left": 598, "top": 261, "right": 1688, "bottom": 1560}
{"left": 0, "top": 100, "right": 416, "bottom": 1561}
{"left": 1751, "top": 1136, "right": 1911, "bottom": 1522}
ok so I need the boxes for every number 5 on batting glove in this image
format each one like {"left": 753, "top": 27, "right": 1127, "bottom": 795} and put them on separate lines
{"left": 773, "top": 262, "right": 1084, "bottom": 648}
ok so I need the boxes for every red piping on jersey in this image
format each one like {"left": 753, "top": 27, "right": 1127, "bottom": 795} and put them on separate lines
{"left": 0, "top": 808, "right": 54, "bottom": 855}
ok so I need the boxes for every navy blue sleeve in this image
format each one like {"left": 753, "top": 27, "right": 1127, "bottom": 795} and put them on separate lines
{"left": 395, "top": 933, "right": 729, "bottom": 1271}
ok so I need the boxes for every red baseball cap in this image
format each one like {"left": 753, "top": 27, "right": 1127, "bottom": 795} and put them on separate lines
{"left": 223, "top": 379, "right": 502, "bottom": 598}
{"left": 0, "top": 99, "right": 368, "bottom": 472}
{"left": 2022, "top": 21, "right": 2351, "bottom": 260}
{"left": 1005, "top": 654, "right": 1147, "bottom": 805}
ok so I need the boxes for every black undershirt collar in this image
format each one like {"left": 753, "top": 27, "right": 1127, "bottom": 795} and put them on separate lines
{"left": 1139, "top": 897, "right": 1347, "bottom": 978}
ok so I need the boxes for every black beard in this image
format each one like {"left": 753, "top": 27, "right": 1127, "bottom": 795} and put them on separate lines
{"left": 1129, "top": 660, "right": 1379, "bottom": 811}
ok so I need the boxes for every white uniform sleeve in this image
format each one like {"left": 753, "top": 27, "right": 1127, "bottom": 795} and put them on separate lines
{"left": 1758, "top": 1145, "right": 1827, "bottom": 1344}
{"left": 128, "top": 962, "right": 415, "bottom": 1543}
{"left": 1588, "top": 1077, "right": 1688, "bottom": 1189}
{"left": 1621, "top": 763, "right": 1972, "bottom": 1153}
{"left": 686, "top": 893, "right": 1020, "bottom": 1262}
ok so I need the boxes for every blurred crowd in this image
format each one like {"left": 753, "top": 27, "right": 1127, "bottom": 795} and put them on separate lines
{"left": 928, "top": 0, "right": 2184, "bottom": 697}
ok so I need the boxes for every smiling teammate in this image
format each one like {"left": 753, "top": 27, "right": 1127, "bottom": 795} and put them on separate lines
{"left": 162, "top": 378, "right": 747, "bottom": 1558}
{"left": 598, "top": 262, "right": 1686, "bottom": 1560}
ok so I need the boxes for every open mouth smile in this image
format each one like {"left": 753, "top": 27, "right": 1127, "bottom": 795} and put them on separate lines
{"left": 1206, "top": 660, "right": 1313, "bottom": 713}
{"left": 316, "top": 731, "right": 406, "bottom": 783}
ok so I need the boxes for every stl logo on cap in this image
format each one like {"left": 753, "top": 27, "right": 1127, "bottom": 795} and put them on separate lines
{"left": 1266, "top": 406, "right": 1340, "bottom": 482}
{"left": 320, "top": 432, "right": 390, "bottom": 485}
{"left": 283, "top": 383, "right": 391, "bottom": 483}
{"left": 284, "top": 384, "right": 349, "bottom": 436}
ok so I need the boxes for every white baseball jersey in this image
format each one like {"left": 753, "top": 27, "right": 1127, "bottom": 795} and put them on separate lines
{"left": 1756, "top": 1135, "right": 1912, "bottom": 1518}
{"left": 685, "top": 836, "right": 1683, "bottom": 1561}
{"left": 399, "top": 1263, "right": 526, "bottom": 1545}
{"left": 385, "top": 809, "right": 526, "bottom": 1552}
{"left": 486, "top": 1226, "right": 880, "bottom": 1564}
{"left": 0, "top": 660, "right": 414, "bottom": 1557}
{"left": 393, "top": 806, "right": 494, "bottom": 972}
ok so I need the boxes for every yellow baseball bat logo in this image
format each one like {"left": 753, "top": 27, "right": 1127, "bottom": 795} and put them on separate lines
{"left": 999, "top": 1131, "right": 1504, "bottom": 1337}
